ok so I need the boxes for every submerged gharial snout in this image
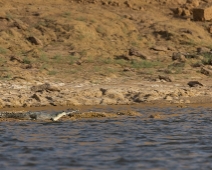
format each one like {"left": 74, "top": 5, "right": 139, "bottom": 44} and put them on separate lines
{"left": 51, "top": 110, "right": 79, "bottom": 121}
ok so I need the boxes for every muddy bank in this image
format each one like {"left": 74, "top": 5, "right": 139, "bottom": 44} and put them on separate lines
{"left": 0, "top": 103, "right": 210, "bottom": 122}
{"left": 0, "top": 110, "right": 141, "bottom": 122}
{"left": 0, "top": 0, "right": 212, "bottom": 110}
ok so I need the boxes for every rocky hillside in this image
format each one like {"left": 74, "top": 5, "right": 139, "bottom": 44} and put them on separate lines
{"left": 0, "top": 0, "right": 212, "bottom": 82}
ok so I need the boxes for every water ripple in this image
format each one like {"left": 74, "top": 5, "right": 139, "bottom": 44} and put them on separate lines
{"left": 1, "top": 107, "right": 212, "bottom": 169}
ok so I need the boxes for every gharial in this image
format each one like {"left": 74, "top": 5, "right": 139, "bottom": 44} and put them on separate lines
{"left": 0, "top": 110, "right": 79, "bottom": 121}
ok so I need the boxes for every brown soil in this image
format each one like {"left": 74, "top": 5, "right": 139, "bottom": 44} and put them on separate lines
{"left": 0, "top": 0, "right": 211, "bottom": 81}
{"left": 0, "top": 0, "right": 212, "bottom": 111}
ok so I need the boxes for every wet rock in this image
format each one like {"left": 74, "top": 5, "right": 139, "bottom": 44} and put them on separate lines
{"left": 116, "top": 111, "right": 141, "bottom": 116}
{"left": 68, "top": 111, "right": 140, "bottom": 120}
{"left": 149, "top": 113, "right": 161, "bottom": 119}
{"left": 187, "top": 81, "right": 203, "bottom": 87}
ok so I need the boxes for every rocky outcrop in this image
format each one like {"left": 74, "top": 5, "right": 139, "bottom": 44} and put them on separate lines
{"left": 201, "top": 66, "right": 212, "bottom": 76}
{"left": 129, "top": 48, "right": 151, "bottom": 60}
{"left": 0, "top": 78, "right": 211, "bottom": 109}
{"left": 193, "top": 4, "right": 212, "bottom": 21}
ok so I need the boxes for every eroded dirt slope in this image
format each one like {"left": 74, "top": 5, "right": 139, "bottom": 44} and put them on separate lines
{"left": 0, "top": 0, "right": 211, "bottom": 83}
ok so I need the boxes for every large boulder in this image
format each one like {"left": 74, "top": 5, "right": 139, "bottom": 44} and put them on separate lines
{"left": 193, "top": 4, "right": 212, "bottom": 21}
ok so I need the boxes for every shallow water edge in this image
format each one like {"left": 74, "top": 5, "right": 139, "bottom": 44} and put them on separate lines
{"left": 0, "top": 103, "right": 211, "bottom": 122}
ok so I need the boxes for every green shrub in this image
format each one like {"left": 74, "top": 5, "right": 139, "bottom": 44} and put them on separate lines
{"left": 131, "top": 60, "right": 159, "bottom": 69}
{"left": 201, "top": 53, "right": 212, "bottom": 65}
{"left": 23, "top": 58, "right": 31, "bottom": 64}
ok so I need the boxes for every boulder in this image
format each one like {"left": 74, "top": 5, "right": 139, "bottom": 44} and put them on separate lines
{"left": 201, "top": 67, "right": 212, "bottom": 76}
{"left": 187, "top": 81, "right": 203, "bottom": 87}
{"left": 151, "top": 45, "right": 168, "bottom": 52}
{"left": 193, "top": 4, "right": 212, "bottom": 21}
{"left": 10, "top": 56, "right": 23, "bottom": 63}
{"left": 209, "top": 25, "right": 212, "bottom": 33}
{"left": 100, "top": 88, "right": 125, "bottom": 100}
{"left": 27, "top": 36, "right": 43, "bottom": 46}
{"left": 187, "top": 0, "right": 199, "bottom": 8}
{"left": 197, "top": 47, "right": 211, "bottom": 53}
{"left": 129, "top": 48, "right": 151, "bottom": 60}
{"left": 172, "top": 52, "right": 186, "bottom": 62}
{"left": 158, "top": 75, "right": 173, "bottom": 82}
{"left": 31, "top": 83, "right": 50, "bottom": 92}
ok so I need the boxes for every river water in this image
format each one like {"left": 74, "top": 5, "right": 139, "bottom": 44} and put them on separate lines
{"left": 1, "top": 106, "right": 212, "bottom": 170}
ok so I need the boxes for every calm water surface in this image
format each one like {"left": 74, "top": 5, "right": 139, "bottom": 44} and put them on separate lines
{"left": 1, "top": 106, "right": 212, "bottom": 170}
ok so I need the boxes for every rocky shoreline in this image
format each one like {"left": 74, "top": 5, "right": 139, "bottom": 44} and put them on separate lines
{"left": 0, "top": 0, "right": 212, "bottom": 110}
{"left": 0, "top": 77, "right": 211, "bottom": 109}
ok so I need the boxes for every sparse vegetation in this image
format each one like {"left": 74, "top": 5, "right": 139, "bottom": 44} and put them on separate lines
{"left": 0, "top": 57, "right": 6, "bottom": 63}
{"left": 48, "top": 70, "right": 57, "bottom": 75}
{"left": 0, "top": 47, "right": 7, "bottom": 54}
{"left": 131, "top": 60, "right": 160, "bottom": 69}
{"left": 23, "top": 57, "right": 31, "bottom": 64}
{"left": 41, "top": 64, "right": 49, "bottom": 70}
{"left": 166, "top": 62, "right": 185, "bottom": 74}
{"left": 62, "top": 12, "right": 71, "bottom": 18}
{"left": 115, "top": 59, "right": 128, "bottom": 67}
{"left": 6, "top": 13, "right": 13, "bottom": 20}
{"left": 1, "top": 0, "right": 212, "bottom": 83}
{"left": 75, "top": 16, "right": 87, "bottom": 22}
{"left": 96, "top": 26, "right": 107, "bottom": 36}
{"left": 201, "top": 53, "right": 212, "bottom": 65}
{"left": 67, "top": 55, "right": 78, "bottom": 65}
{"left": 52, "top": 54, "right": 62, "bottom": 63}
{"left": 40, "top": 52, "right": 48, "bottom": 62}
